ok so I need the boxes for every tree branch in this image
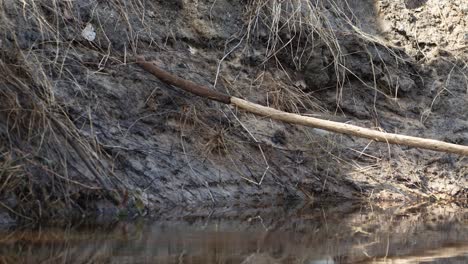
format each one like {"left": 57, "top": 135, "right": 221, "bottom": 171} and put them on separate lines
{"left": 136, "top": 56, "right": 468, "bottom": 156}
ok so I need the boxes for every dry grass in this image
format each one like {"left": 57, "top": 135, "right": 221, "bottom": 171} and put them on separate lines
{"left": 243, "top": 0, "right": 409, "bottom": 106}
{"left": 0, "top": 0, "right": 132, "bottom": 221}
{"left": 0, "top": 52, "right": 123, "bottom": 220}
{"left": 244, "top": 0, "right": 347, "bottom": 103}
{"left": 236, "top": 0, "right": 466, "bottom": 198}
{"left": 1, "top": 0, "right": 463, "bottom": 220}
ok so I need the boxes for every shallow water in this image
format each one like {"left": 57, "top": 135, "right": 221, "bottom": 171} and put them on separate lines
{"left": 0, "top": 202, "right": 467, "bottom": 263}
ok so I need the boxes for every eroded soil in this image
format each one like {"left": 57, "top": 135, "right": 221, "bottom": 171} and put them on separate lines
{"left": 0, "top": 0, "right": 466, "bottom": 220}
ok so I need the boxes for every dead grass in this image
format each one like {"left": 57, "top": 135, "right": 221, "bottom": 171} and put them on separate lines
{"left": 0, "top": 0, "right": 130, "bottom": 221}
{"left": 0, "top": 0, "right": 463, "bottom": 220}
{"left": 236, "top": 0, "right": 468, "bottom": 199}
{"left": 244, "top": 0, "right": 347, "bottom": 103}
{"left": 243, "top": 0, "right": 410, "bottom": 106}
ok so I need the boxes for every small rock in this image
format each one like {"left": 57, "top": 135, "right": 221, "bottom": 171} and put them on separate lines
{"left": 81, "top": 23, "right": 96, "bottom": 41}
{"left": 405, "top": 0, "right": 428, "bottom": 10}
{"left": 379, "top": 68, "right": 416, "bottom": 94}
{"left": 241, "top": 253, "right": 280, "bottom": 264}
{"left": 271, "top": 130, "right": 286, "bottom": 145}
{"left": 303, "top": 53, "right": 332, "bottom": 91}
{"left": 0, "top": 211, "right": 14, "bottom": 226}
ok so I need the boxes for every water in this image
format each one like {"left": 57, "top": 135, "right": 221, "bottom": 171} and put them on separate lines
{"left": 0, "top": 202, "right": 466, "bottom": 263}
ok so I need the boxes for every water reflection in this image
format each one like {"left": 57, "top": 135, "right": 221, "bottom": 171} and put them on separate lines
{"left": 0, "top": 202, "right": 466, "bottom": 263}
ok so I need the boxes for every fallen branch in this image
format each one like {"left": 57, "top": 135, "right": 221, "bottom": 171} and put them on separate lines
{"left": 136, "top": 56, "right": 468, "bottom": 156}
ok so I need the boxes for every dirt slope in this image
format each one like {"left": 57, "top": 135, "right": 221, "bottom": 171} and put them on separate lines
{"left": 0, "top": 0, "right": 466, "bottom": 220}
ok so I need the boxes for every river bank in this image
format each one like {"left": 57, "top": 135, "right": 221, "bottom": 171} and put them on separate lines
{"left": 0, "top": 0, "right": 466, "bottom": 223}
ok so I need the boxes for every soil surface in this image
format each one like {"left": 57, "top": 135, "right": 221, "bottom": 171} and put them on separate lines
{"left": 0, "top": 0, "right": 467, "bottom": 221}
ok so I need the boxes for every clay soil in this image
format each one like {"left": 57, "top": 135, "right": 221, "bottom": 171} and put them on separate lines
{"left": 0, "top": 0, "right": 467, "bottom": 222}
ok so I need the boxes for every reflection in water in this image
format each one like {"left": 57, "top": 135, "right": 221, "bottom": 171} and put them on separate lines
{"left": 0, "top": 202, "right": 466, "bottom": 263}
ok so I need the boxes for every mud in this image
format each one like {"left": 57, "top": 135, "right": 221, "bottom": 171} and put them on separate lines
{"left": 0, "top": 0, "right": 467, "bottom": 221}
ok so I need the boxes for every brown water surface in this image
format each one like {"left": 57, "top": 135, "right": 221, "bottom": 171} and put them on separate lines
{"left": 0, "top": 202, "right": 466, "bottom": 263}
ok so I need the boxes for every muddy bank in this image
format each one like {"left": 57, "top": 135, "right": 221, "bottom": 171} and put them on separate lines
{"left": 0, "top": 0, "right": 467, "bottom": 221}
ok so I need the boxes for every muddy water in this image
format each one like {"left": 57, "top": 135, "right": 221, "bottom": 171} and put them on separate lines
{"left": 0, "top": 202, "right": 466, "bottom": 263}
